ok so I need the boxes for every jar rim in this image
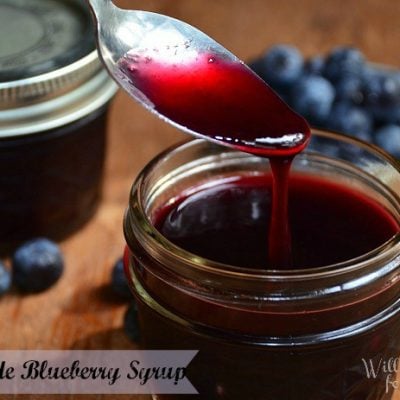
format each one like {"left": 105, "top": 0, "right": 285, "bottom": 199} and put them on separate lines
{"left": 127, "top": 129, "right": 400, "bottom": 282}
{"left": 0, "top": 51, "right": 118, "bottom": 137}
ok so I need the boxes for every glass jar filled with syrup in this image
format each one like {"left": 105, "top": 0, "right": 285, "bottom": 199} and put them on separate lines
{"left": 124, "top": 131, "right": 400, "bottom": 400}
{"left": 0, "top": 0, "right": 118, "bottom": 245}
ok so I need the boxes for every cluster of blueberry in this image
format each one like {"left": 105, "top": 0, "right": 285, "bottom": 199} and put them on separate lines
{"left": 250, "top": 45, "right": 400, "bottom": 158}
{"left": 0, "top": 238, "right": 63, "bottom": 295}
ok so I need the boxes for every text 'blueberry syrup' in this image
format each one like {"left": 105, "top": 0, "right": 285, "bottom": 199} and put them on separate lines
{"left": 118, "top": 49, "right": 311, "bottom": 268}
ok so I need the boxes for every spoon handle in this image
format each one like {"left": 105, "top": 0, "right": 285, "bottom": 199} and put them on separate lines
{"left": 86, "top": 0, "right": 115, "bottom": 19}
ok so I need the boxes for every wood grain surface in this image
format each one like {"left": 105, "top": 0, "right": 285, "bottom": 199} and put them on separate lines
{"left": 1, "top": 0, "right": 400, "bottom": 399}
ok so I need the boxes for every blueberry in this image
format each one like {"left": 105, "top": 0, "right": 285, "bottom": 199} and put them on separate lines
{"left": 374, "top": 124, "right": 400, "bottom": 158}
{"left": 326, "top": 103, "right": 373, "bottom": 140}
{"left": 260, "top": 45, "right": 304, "bottom": 90}
{"left": 12, "top": 238, "right": 64, "bottom": 293}
{"left": 0, "top": 261, "right": 11, "bottom": 296}
{"left": 361, "top": 64, "right": 382, "bottom": 80}
{"left": 303, "top": 55, "right": 324, "bottom": 75}
{"left": 363, "top": 70, "right": 400, "bottom": 123}
{"left": 334, "top": 75, "right": 364, "bottom": 105}
{"left": 323, "top": 46, "right": 365, "bottom": 82}
{"left": 124, "top": 303, "right": 140, "bottom": 342}
{"left": 364, "top": 70, "right": 400, "bottom": 105}
{"left": 290, "top": 75, "right": 335, "bottom": 124}
{"left": 308, "top": 136, "right": 340, "bottom": 158}
{"left": 111, "top": 258, "right": 132, "bottom": 299}
{"left": 374, "top": 105, "right": 400, "bottom": 125}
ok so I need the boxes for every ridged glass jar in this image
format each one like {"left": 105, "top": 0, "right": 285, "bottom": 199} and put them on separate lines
{"left": 124, "top": 131, "right": 400, "bottom": 400}
{"left": 0, "top": 0, "right": 117, "bottom": 245}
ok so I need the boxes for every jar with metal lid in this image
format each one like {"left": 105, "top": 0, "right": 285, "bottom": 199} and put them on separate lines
{"left": 0, "top": 0, "right": 118, "bottom": 246}
{"left": 124, "top": 131, "right": 400, "bottom": 400}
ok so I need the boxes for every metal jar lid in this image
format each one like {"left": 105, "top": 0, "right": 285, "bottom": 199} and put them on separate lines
{"left": 0, "top": 0, "right": 118, "bottom": 138}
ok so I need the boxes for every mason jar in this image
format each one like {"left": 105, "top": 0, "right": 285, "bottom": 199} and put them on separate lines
{"left": 124, "top": 131, "right": 400, "bottom": 400}
{"left": 0, "top": 0, "right": 118, "bottom": 245}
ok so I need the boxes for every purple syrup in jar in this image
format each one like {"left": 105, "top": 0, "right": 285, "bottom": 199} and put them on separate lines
{"left": 154, "top": 173, "right": 399, "bottom": 269}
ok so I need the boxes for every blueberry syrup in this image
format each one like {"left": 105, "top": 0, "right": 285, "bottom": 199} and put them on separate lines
{"left": 119, "top": 49, "right": 311, "bottom": 268}
{"left": 154, "top": 174, "right": 399, "bottom": 269}
{"left": 118, "top": 51, "right": 310, "bottom": 157}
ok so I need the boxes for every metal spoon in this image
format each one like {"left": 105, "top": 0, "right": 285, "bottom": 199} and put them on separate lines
{"left": 86, "top": 0, "right": 309, "bottom": 155}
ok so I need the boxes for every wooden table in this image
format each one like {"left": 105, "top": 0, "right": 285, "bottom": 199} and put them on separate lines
{"left": 1, "top": 0, "right": 400, "bottom": 398}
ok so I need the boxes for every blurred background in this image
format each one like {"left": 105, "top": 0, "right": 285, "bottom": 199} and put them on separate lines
{"left": 115, "top": 0, "right": 400, "bottom": 64}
